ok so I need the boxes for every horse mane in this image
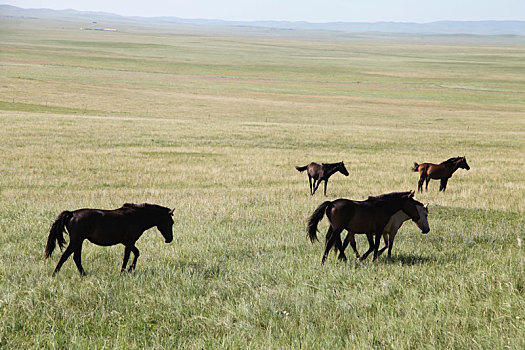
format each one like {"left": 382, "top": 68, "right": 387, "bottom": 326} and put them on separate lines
{"left": 440, "top": 157, "right": 462, "bottom": 165}
{"left": 321, "top": 162, "right": 342, "bottom": 167}
{"left": 367, "top": 191, "right": 412, "bottom": 202}
{"left": 366, "top": 191, "right": 424, "bottom": 215}
{"left": 123, "top": 202, "right": 145, "bottom": 208}
{"left": 122, "top": 203, "right": 170, "bottom": 212}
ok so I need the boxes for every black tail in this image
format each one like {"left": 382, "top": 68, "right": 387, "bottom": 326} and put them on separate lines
{"left": 412, "top": 162, "right": 419, "bottom": 172}
{"left": 45, "top": 211, "right": 72, "bottom": 259}
{"left": 307, "top": 201, "right": 332, "bottom": 243}
{"left": 295, "top": 165, "right": 308, "bottom": 172}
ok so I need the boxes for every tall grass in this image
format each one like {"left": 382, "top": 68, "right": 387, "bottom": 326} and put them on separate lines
{"left": 0, "top": 17, "right": 524, "bottom": 349}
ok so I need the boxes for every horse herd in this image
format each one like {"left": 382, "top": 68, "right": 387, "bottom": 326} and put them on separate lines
{"left": 44, "top": 156, "right": 470, "bottom": 276}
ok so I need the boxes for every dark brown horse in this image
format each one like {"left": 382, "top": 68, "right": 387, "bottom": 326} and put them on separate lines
{"left": 337, "top": 204, "right": 429, "bottom": 261}
{"left": 295, "top": 162, "right": 349, "bottom": 196}
{"left": 45, "top": 203, "right": 174, "bottom": 276}
{"left": 307, "top": 191, "right": 429, "bottom": 264}
{"left": 413, "top": 156, "right": 470, "bottom": 192}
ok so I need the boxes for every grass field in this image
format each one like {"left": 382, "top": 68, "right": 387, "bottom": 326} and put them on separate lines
{"left": 0, "top": 14, "right": 524, "bottom": 349}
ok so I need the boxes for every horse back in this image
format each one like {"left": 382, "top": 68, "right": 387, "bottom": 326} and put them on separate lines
{"left": 425, "top": 163, "right": 450, "bottom": 179}
{"left": 416, "top": 162, "right": 432, "bottom": 174}
{"left": 67, "top": 208, "right": 103, "bottom": 227}
{"left": 67, "top": 208, "right": 142, "bottom": 246}
{"left": 330, "top": 199, "right": 389, "bottom": 234}
{"left": 306, "top": 162, "right": 322, "bottom": 178}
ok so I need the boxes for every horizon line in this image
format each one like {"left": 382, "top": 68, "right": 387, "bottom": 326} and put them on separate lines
{"left": 2, "top": 4, "right": 524, "bottom": 25}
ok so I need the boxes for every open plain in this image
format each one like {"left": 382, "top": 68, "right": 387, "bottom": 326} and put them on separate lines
{"left": 0, "top": 14, "right": 524, "bottom": 349}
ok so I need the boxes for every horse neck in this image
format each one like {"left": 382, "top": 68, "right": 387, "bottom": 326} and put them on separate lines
{"left": 376, "top": 199, "right": 408, "bottom": 218}
{"left": 390, "top": 211, "right": 410, "bottom": 229}
{"left": 324, "top": 163, "right": 341, "bottom": 177}
{"left": 384, "top": 210, "right": 410, "bottom": 233}
{"left": 134, "top": 207, "right": 163, "bottom": 230}
{"left": 391, "top": 199, "right": 420, "bottom": 222}
{"left": 446, "top": 160, "right": 462, "bottom": 175}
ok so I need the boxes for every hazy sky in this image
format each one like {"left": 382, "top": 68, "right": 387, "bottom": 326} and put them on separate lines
{"left": 2, "top": 0, "right": 524, "bottom": 22}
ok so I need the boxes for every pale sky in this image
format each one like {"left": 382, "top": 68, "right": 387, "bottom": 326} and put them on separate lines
{"left": 1, "top": 0, "right": 524, "bottom": 22}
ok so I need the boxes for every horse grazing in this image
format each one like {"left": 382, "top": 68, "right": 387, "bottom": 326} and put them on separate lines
{"left": 338, "top": 204, "right": 429, "bottom": 261}
{"left": 295, "top": 161, "right": 349, "bottom": 196}
{"left": 412, "top": 156, "right": 470, "bottom": 192}
{"left": 307, "top": 191, "right": 429, "bottom": 264}
{"left": 45, "top": 203, "right": 174, "bottom": 276}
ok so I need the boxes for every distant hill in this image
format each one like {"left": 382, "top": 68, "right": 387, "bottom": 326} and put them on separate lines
{"left": 1, "top": 4, "right": 524, "bottom": 35}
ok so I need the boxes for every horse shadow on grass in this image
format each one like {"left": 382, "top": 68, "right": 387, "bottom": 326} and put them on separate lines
{"left": 379, "top": 253, "right": 435, "bottom": 266}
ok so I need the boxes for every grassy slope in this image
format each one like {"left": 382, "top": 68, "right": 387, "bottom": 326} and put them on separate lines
{"left": 0, "top": 16, "right": 524, "bottom": 349}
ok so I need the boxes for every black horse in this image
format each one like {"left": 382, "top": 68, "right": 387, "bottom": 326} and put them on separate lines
{"left": 45, "top": 203, "right": 174, "bottom": 276}
{"left": 295, "top": 162, "right": 349, "bottom": 196}
{"left": 307, "top": 191, "right": 429, "bottom": 264}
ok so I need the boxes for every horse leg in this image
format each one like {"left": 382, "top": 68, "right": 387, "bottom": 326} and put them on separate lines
{"left": 308, "top": 175, "right": 313, "bottom": 195}
{"left": 312, "top": 179, "right": 321, "bottom": 195}
{"left": 372, "top": 232, "right": 382, "bottom": 261}
{"left": 336, "top": 239, "right": 347, "bottom": 262}
{"left": 322, "top": 226, "right": 343, "bottom": 264}
{"left": 325, "top": 226, "right": 334, "bottom": 251}
{"left": 72, "top": 241, "right": 86, "bottom": 276}
{"left": 340, "top": 231, "right": 358, "bottom": 258}
{"left": 335, "top": 230, "right": 348, "bottom": 262}
{"left": 359, "top": 234, "right": 375, "bottom": 261}
{"left": 323, "top": 179, "right": 328, "bottom": 196}
{"left": 52, "top": 232, "right": 85, "bottom": 276}
{"left": 52, "top": 244, "right": 75, "bottom": 276}
{"left": 121, "top": 246, "right": 132, "bottom": 272}
{"left": 387, "top": 232, "right": 397, "bottom": 258}
{"left": 377, "top": 233, "right": 388, "bottom": 257}
{"left": 418, "top": 176, "right": 424, "bottom": 193}
{"left": 440, "top": 178, "right": 449, "bottom": 192}
{"left": 344, "top": 233, "right": 360, "bottom": 259}
{"left": 425, "top": 177, "right": 430, "bottom": 191}
{"left": 128, "top": 246, "right": 140, "bottom": 271}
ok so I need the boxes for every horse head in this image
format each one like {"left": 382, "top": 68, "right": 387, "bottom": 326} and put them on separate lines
{"left": 339, "top": 161, "right": 350, "bottom": 176}
{"left": 459, "top": 156, "right": 470, "bottom": 170}
{"left": 417, "top": 203, "right": 430, "bottom": 234}
{"left": 156, "top": 207, "right": 174, "bottom": 243}
{"left": 402, "top": 194, "right": 430, "bottom": 234}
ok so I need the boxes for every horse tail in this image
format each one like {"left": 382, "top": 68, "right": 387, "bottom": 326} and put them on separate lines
{"left": 412, "top": 162, "right": 419, "bottom": 172}
{"left": 45, "top": 211, "right": 72, "bottom": 259}
{"left": 295, "top": 165, "right": 308, "bottom": 172}
{"left": 307, "top": 201, "right": 332, "bottom": 243}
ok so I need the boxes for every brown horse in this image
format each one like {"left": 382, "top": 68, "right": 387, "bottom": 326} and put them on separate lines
{"left": 295, "top": 161, "right": 349, "bottom": 196}
{"left": 45, "top": 203, "right": 174, "bottom": 276}
{"left": 413, "top": 156, "right": 470, "bottom": 192}
{"left": 307, "top": 191, "right": 429, "bottom": 264}
{"left": 338, "top": 204, "right": 429, "bottom": 261}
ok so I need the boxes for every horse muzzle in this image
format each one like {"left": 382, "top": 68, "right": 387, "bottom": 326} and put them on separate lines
{"left": 422, "top": 228, "right": 430, "bottom": 234}
{"left": 165, "top": 238, "right": 173, "bottom": 243}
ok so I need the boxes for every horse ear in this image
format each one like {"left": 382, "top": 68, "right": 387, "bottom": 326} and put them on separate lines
{"left": 169, "top": 208, "right": 175, "bottom": 216}
{"left": 424, "top": 203, "right": 428, "bottom": 209}
{"left": 409, "top": 190, "right": 415, "bottom": 198}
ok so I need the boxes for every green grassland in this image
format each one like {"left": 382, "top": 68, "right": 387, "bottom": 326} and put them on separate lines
{"left": 0, "top": 15, "right": 524, "bottom": 349}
